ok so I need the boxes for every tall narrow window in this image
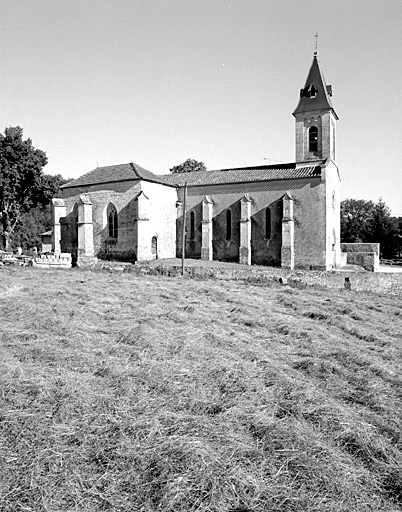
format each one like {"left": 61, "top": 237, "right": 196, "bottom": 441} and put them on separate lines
{"left": 265, "top": 207, "right": 271, "bottom": 239}
{"left": 190, "top": 211, "right": 195, "bottom": 240}
{"left": 226, "top": 209, "right": 232, "bottom": 241}
{"left": 107, "top": 205, "right": 118, "bottom": 239}
{"left": 309, "top": 126, "right": 318, "bottom": 153}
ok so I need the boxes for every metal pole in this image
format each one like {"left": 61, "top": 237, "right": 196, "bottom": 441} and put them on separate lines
{"left": 181, "top": 182, "right": 188, "bottom": 276}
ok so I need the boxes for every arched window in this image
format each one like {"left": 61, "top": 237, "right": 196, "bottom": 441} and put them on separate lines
{"left": 309, "top": 126, "right": 318, "bottom": 153}
{"left": 226, "top": 209, "right": 232, "bottom": 241}
{"left": 190, "top": 211, "right": 195, "bottom": 240}
{"left": 265, "top": 207, "right": 271, "bottom": 239}
{"left": 107, "top": 204, "right": 118, "bottom": 239}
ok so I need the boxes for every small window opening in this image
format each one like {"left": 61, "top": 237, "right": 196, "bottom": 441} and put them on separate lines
{"left": 108, "top": 205, "right": 118, "bottom": 239}
{"left": 309, "top": 126, "right": 319, "bottom": 153}
{"left": 226, "top": 209, "right": 232, "bottom": 241}
{"left": 190, "top": 211, "right": 195, "bottom": 240}
{"left": 265, "top": 207, "right": 271, "bottom": 239}
{"left": 302, "top": 84, "right": 318, "bottom": 98}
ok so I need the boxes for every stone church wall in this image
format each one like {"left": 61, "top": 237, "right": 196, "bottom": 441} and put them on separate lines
{"left": 177, "top": 177, "right": 326, "bottom": 268}
{"left": 61, "top": 179, "right": 177, "bottom": 263}
{"left": 137, "top": 181, "right": 177, "bottom": 261}
{"left": 61, "top": 180, "right": 142, "bottom": 261}
{"left": 289, "top": 178, "right": 327, "bottom": 269}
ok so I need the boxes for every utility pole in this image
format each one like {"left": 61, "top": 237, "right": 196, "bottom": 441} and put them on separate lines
{"left": 181, "top": 182, "right": 188, "bottom": 276}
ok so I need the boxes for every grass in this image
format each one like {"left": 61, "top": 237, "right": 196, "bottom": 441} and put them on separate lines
{"left": 0, "top": 266, "right": 402, "bottom": 512}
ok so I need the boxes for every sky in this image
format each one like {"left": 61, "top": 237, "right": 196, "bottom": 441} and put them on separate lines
{"left": 1, "top": 0, "right": 401, "bottom": 215}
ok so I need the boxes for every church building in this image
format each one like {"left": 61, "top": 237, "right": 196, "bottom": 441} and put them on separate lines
{"left": 53, "top": 53, "right": 341, "bottom": 270}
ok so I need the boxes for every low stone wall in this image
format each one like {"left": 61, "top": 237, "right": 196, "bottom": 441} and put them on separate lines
{"left": 341, "top": 243, "right": 380, "bottom": 272}
{"left": 129, "top": 261, "right": 402, "bottom": 296}
{"left": 341, "top": 243, "right": 379, "bottom": 255}
{"left": 33, "top": 253, "right": 72, "bottom": 269}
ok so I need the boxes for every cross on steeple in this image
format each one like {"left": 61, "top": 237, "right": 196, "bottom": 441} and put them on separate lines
{"left": 314, "top": 32, "right": 319, "bottom": 55}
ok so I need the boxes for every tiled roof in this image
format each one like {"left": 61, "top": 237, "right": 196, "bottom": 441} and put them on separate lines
{"left": 159, "top": 162, "right": 322, "bottom": 187}
{"left": 61, "top": 162, "right": 174, "bottom": 189}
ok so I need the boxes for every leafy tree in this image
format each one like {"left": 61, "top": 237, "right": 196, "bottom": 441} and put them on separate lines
{"left": 12, "top": 174, "right": 70, "bottom": 251}
{"left": 392, "top": 217, "right": 402, "bottom": 257}
{"left": 341, "top": 198, "right": 375, "bottom": 242}
{"left": 170, "top": 158, "right": 207, "bottom": 174}
{"left": 0, "top": 126, "right": 48, "bottom": 249}
{"left": 368, "top": 199, "right": 395, "bottom": 258}
{"left": 12, "top": 206, "right": 52, "bottom": 251}
{"left": 39, "top": 174, "right": 69, "bottom": 206}
{"left": 341, "top": 198, "right": 400, "bottom": 258}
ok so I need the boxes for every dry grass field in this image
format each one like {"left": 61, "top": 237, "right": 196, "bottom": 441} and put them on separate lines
{"left": 1, "top": 266, "right": 402, "bottom": 512}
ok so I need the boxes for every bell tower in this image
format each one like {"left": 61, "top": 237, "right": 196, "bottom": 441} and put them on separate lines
{"left": 293, "top": 52, "right": 338, "bottom": 163}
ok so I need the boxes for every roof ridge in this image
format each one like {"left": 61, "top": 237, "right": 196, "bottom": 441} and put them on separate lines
{"left": 130, "top": 162, "right": 141, "bottom": 179}
{"left": 212, "top": 162, "right": 296, "bottom": 172}
{"left": 93, "top": 162, "right": 131, "bottom": 171}
{"left": 160, "top": 162, "right": 297, "bottom": 178}
{"left": 60, "top": 161, "right": 178, "bottom": 189}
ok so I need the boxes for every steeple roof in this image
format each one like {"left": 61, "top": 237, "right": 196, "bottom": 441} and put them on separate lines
{"left": 293, "top": 54, "right": 338, "bottom": 119}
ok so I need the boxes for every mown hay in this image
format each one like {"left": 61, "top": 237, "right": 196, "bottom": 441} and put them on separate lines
{"left": 0, "top": 266, "right": 401, "bottom": 511}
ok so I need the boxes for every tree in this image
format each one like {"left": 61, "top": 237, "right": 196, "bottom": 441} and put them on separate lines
{"left": 12, "top": 206, "right": 52, "bottom": 251}
{"left": 39, "top": 173, "right": 69, "bottom": 206}
{"left": 12, "top": 174, "right": 70, "bottom": 251}
{"left": 341, "top": 198, "right": 375, "bottom": 242}
{"left": 341, "top": 198, "right": 400, "bottom": 259}
{"left": 367, "top": 199, "right": 395, "bottom": 258}
{"left": 393, "top": 217, "right": 402, "bottom": 258}
{"left": 170, "top": 158, "right": 207, "bottom": 174}
{"left": 0, "top": 126, "right": 48, "bottom": 250}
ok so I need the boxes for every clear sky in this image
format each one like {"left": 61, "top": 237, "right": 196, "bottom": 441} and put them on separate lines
{"left": 1, "top": 0, "right": 401, "bottom": 215}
